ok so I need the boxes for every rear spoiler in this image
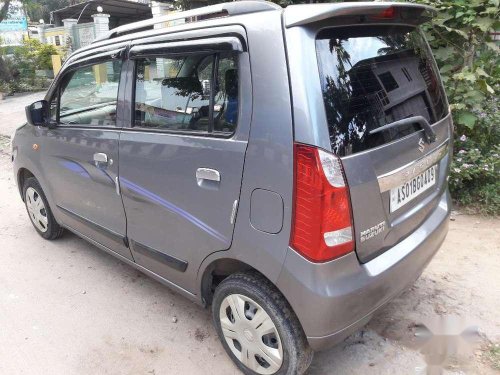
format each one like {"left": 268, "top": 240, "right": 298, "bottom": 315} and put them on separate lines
{"left": 284, "top": 2, "right": 436, "bottom": 28}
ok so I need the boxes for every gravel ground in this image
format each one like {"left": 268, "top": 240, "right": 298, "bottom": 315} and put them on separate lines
{"left": 0, "top": 92, "right": 44, "bottom": 137}
{"left": 0, "top": 97, "right": 498, "bottom": 374}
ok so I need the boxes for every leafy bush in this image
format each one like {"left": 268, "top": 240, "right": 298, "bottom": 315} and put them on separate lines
{"left": 451, "top": 140, "right": 500, "bottom": 214}
{"left": 0, "top": 38, "right": 57, "bottom": 94}
{"left": 449, "top": 95, "right": 499, "bottom": 214}
{"left": 414, "top": 0, "right": 500, "bottom": 214}
{"left": 12, "top": 38, "right": 58, "bottom": 73}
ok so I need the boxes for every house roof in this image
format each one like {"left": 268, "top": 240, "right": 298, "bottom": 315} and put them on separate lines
{"left": 51, "top": 0, "right": 153, "bottom": 27}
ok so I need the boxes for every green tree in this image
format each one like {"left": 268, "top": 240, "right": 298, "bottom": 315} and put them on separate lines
{"left": 0, "top": 0, "right": 14, "bottom": 83}
{"left": 414, "top": 0, "right": 499, "bottom": 128}
{"left": 22, "top": 0, "right": 74, "bottom": 24}
{"left": 12, "top": 38, "right": 58, "bottom": 71}
{"left": 413, "top": 0, "right": 500, "bottom": 213}
{"left": 0, "top": 0, "right": 12, "bottom": 23}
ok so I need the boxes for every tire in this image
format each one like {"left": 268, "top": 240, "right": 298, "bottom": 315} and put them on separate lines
{"left": 212, "top": 272, "right": 313, "bottom": 375}
{"left": 23, "top": 177, "right": 64, "bottom": 240}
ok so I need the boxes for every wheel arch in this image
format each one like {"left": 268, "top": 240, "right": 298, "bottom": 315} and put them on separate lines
{"left": 17, "top": 168, "right": 35, "bottom": 201}
{"left": 200, "top": 257, "right": 269, "bottom": 306}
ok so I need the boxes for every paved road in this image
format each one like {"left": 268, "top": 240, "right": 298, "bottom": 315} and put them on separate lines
{"left": 0, "top": 91, "right": 45, "bottom": 137}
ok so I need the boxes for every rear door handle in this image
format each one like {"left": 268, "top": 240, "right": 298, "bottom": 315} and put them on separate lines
{"left": 93, "top": 152, "right": 112, "bottom": 167}
{"left": 196, "top": 168, "right": 220, "bottom": 182}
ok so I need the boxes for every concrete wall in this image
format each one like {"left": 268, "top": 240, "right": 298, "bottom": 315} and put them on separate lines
{"left": 36, "top": 13, "right": 110, "bottom": 53}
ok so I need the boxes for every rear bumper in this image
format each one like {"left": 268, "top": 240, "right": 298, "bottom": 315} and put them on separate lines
{"left": 276, "top": 189, "right": 451, "bottom": 351}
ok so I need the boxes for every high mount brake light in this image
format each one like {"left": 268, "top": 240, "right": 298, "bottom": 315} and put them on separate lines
{"left": 370, "top": 7, "right": 396, "bottom": 20}
{"left": 290, "top": 143, "right": 354, "bottom": 262}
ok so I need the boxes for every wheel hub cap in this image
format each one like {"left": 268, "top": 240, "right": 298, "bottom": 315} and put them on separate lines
{"left": 25, "top": 187, "right": 48, "bottom": 233}
{"left": 219, "top": 294, "right": 283, "bottom": 374}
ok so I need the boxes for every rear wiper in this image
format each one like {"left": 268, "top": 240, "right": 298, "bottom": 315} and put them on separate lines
{"left": 369, "top": 116, "right": 437, "bottom": 143}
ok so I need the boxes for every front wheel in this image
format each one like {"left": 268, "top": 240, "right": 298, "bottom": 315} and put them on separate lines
{"left": 23, "top": 177, "right": 64, "bottom": 240}
{"left": 212, "top": 272, "right": 313, "bottom": 375}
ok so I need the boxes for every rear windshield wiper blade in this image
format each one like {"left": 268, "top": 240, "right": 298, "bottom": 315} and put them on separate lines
{"left": 369, "top": 115, "right": 437, "bottom": 143}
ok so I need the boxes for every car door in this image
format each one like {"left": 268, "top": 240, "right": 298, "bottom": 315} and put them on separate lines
{"left": 40, "top": 53, "right": 133, "bottom": 260}
{"left": 118, "top": 36, "right": 251, "bottom": 292}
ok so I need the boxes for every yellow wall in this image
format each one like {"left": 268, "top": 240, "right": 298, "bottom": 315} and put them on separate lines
{"left": 51, "top": 55, "right": 62, "bottom": 76}
{"left": 44, "top": 29, "right": 66, "bottom": 51}
{"left": 44, "top": 30, "right": 66, "bottom": 38}
{"left": 93, "top": 64, "right": 108, "bottom": 84}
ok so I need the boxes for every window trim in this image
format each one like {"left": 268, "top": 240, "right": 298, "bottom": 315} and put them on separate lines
{"left": 50, "top": 57, "right": 125, "bottom": 130}
{"left": 208, "top": 53, "right": 219, "bottom": 133}
{"left": 128, "top": 36, "right": 245, "bottom": 59}
{"left": 130, "top": 51, "right": 239, "bottom": 138}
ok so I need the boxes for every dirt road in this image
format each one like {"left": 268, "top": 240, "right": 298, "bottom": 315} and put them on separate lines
{"left": 0, "top": 92, "right": 44, "bottom": 137}
{"left": 0, "top": 134, "right": 498, "bottom": 374}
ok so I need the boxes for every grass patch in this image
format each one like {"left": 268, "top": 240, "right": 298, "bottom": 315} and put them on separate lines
{"left": 486, "top": 343, "right": 500, "bottom": 370}
{"left": 0, "top": 134, "right": 10, "bottom": 148}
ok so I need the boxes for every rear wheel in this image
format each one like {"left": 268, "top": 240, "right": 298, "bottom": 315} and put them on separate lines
{"left": 212, "top": 272, "right": 313, "bottom": 375}
{"left": 23, "top": 177, "right": 64, "bottom": 240}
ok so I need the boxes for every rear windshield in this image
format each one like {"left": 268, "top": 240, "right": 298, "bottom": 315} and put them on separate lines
{"left": 316, "top": 26, "right": 447, "bottom": 156}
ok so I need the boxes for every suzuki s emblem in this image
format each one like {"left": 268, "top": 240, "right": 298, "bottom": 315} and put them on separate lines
{"left": 418, "top": 138, "right": 425, "bottom": 153}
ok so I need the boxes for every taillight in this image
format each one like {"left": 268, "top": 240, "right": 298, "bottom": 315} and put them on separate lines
{"left": 290, "top": 143, "right": 354, "bottom": 262}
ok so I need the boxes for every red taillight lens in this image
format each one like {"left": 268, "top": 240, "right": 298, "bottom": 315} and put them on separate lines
{"left": 290, "top": 143, "right": 354, "bottom": 262}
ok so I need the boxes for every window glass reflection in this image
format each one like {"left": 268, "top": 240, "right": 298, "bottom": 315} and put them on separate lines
{"left": 316, "top": 26, "right": 447, "bottom": 156}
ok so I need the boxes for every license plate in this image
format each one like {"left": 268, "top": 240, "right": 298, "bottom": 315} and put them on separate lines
{"left": 390, "top": 165, "right": 437, "bottom": 213}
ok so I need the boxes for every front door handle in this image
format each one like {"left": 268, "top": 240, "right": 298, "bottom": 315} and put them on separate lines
{"left": 93, "top": 152, "right": 112, "bottom": 167}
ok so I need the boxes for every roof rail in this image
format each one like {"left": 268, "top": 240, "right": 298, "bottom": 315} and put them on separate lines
{"left": 93, "top": 1, "right": 281, "bottom": 43}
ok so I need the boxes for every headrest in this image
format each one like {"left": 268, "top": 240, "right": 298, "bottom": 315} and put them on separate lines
{"left": 224, "top": 69, "right": 238, "bottom": 98}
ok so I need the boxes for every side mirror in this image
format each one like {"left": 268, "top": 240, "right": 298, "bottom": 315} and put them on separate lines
{"left": 25, "top": 100, "right": 50, "bottom": 127}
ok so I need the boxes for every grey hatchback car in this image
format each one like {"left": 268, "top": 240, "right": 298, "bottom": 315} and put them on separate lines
{"left": 12, "top": 2, "right": 453, "bottom": 374}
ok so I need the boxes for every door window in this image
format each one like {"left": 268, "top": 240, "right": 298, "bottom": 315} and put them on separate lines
{"left": 56, "top": 60, "right": 122, "bottom": 126}
{"left": 214, "top": 53, "right": 238, "bottom": 134}
{"left": 134, "top": 53, "right": 238, "bottom": 135}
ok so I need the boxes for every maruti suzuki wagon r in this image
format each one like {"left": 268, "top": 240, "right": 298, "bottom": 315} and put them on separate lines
{"left": 11, "top": 2, "right": 452, "bottom": 374}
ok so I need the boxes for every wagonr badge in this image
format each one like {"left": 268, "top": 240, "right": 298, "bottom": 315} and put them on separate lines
{"left": 12, "top": 2, "right": 453, "bottom": 374}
